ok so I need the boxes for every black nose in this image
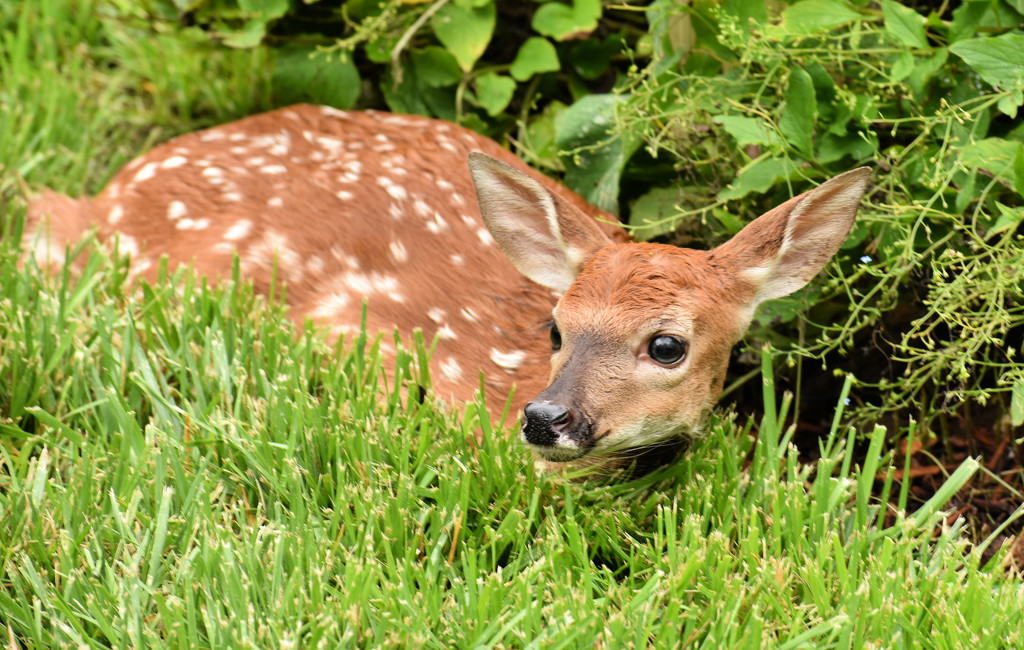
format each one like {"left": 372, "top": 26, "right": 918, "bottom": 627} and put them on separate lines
{"left": 521, "top": 401, "right": 570, "bottom": 446}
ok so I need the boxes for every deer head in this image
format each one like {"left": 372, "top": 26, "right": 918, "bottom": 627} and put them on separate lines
{"left": 469, "top": 153, "right": 870, "bottom": 464}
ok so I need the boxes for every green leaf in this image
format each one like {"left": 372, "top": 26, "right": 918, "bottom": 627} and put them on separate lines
{"left": 721, "top": 0, "right": 768, "bottom": 27}
{"left": 630, "top": 186, "right": 684, "bottom": 240}
{"left": 780, "top": 0, "right": 861, "bottom": 35}
{"left": 475, "top": 73, "right": 515, "bottom": 116}
{"left": 533, "top": 0, "right": 602, "bottom": 41}
{"left": 1012, "top": 381, "right": 1024, "bottom": 427}
{"left": 818, "top": 131, "right": 876, "bottom": 165}
{"left": 779, "top": 67, "right": 816, "bottom": 157}
{"left": 718, "top": 157, "right": 799, "bottom": 200}
{"left": 567, "top": 35, "right": 620, "bottom": 80}
{"left": 222, "top": 19, "right": 266, "bottom": 48}
{"left": 238, "top": 0, "right": 289, "bottom": 19}
{"left": 950, "top": 34, "right": 1024, "bottom": 116}
{"left": 906, "top": 49, "right": 948, "bottom": 101}
{"left": 1015, "top": 143, "right": 1024, "bottom": 197}
{"left": 510, "top": 37, "right": 560, "bottom": 82}
{"left": 431, "top": 2, "right": 496, "bottom": 71}
{"left": 523, "top": 100, "right": 569, "bottom": 168}
{"left": 272, "top": 46, "right": 361, "bottom": 109}
{"left": 555, "top": 93, "right": 638, "bottom": 212}
{"left": 412, "top": 47, "right": 462, "bottom": 88}
{"left": 998, "top": 89, "right": 1023, "bottom": 119}
{"left": 713, "top": 115, "right": 783, "bottom": 148}
{"left": 988, "top": 202, "right": 1024, "bottom": 237}
{"left": 890, "top": 51, "right": 915, "bottom": 82}
{"left": 949, "top": 0, "right": 988, "bottom": 44}
{"left": 959, "top": 138, "right": 1021, "bottom": 187}
{"left": 881, "top": 0, "right": 927, "bottom": 49}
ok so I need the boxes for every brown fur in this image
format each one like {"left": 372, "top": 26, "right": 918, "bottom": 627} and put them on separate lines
{"left": 24, "top": 105, "right": 623, "bottom": 417}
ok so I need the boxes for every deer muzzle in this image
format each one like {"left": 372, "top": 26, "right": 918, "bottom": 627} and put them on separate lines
{"left": 521, "top": 398, "right": 595, "bottom": 462}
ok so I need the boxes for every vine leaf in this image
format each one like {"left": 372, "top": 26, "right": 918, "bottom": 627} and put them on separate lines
{"left": 431, "top": 2, "right": 496, "bottom": 72}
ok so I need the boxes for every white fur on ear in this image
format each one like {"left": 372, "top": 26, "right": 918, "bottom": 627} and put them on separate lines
{"left": 468, "top": 153, "right": 612, "bottom": 292}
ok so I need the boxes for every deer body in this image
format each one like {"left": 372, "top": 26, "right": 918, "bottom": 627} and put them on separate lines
{"left": 26, "top": 104, "right": 870, "bottom": 468}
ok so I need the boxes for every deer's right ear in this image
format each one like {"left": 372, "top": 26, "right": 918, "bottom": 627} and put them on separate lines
{"left": 468, "top": 153, "right": 613, "bottom": 293}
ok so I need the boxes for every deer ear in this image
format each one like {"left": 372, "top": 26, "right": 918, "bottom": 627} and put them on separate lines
{"left": 468, "top": 152, "right": 614, "bottom": 293}
{"left": 713, "top": 167, "right": 871, "bottom": 307}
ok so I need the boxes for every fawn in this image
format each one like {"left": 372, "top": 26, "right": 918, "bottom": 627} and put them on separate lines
{"left": 25, "top": 104, "right": 870, "bottom": 468}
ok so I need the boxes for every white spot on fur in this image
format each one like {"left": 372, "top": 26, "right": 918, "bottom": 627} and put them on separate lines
{"left": 450, "top": 253, "right": 465, "bottom": 266}
{"left": 228, "top": 132, "right": 247, "bottom": 142}
{"left": 449, "top": 192, "right": 465, "bottom": 207}
{"left": 133, "top": 162, "right": 158, "bottom": 183}
{"left": 260, "top": 165, "right": 287, "bottom": 175}
{"left": 213, "top": 242, "right": 235, "bottom": 254}
{"left": 427, "top": 307, "right": 446, "bottom": 324}
{"left": 176, "top": 218, "right": 210, "bottom": 231}
{"left": 460, "top": 307, "right": 479, "bottom": 322}
{"left": 426, "top": 213, "right": 449, "bottom": 234}
{"left": 224, "top": 220, "right": 252, "bottom": 241}
{"left": 306, "top": 255, "right": 325, "bottom": 275}
{"left": 440, "top": 357, "right": 464, "bottom": 382}
{"left": 336, "top": 270, "right": 404, "bottom": 303}
{"left": 388, "top": 240, "right": 408, "bottom": 263}
{"left": 162, "top": 156, "right": 188, "bottom": 169}
{"left": 316, "top": 136, "right": 343, "bottom": 152}
{"left": 202, "top": 167, "right": 224, "bottom": 177}
{"left": 336, "top": 190, "right": 353, "bottom": 201}
{"left": 108, "top": 205, "right": 124, "bottom": 225}
{"left": 312, "top": 290, "right": 352, "bottom": 318}
{"left": 477, "top": 228, "right": 494, "bottom": 246}
{"left": 437, "top": 180, "right": 454, "bottom": 191}
{"left": 116, "top": 235, "right": 139, "bottom": 257}
{"left": 490, "top": 348, "right": 526, "bottom": 373}
{"left": 377, "top": 177, "right": 407, "bottom": 201}
{"left": 199, "top": 130, "right": 226, "bottom": 142}
{"left": 246, "top": 156, "right": 266, "bottom": 166}
{"left": 167, "top": 201, "right": 187, "bottom": 220}
{"left": 223, "top": 192, "right": 243, "bottom": 202}
{"left": 267, "top": 197, "right": 283, "bottom": 208}
{"left": 413, "top": 199, "right": 432, "bottom": 218}
{"left": 321, "top": 106, "right": 348, "bottom": 118}
{"left": 437, "top": 324, "right": 456, "bottom": 340}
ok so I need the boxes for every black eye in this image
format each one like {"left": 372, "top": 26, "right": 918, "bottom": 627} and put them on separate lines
{"left": 549, "top": 323, "right": 562, "bottom": 351}
{"left": 648, "top": 335, "right": 687, "bottom": 365}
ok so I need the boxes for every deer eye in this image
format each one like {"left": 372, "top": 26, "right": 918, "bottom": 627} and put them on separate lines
{"left": 648, "top": 335, "right": 687, "bottom": 366}
{"left": 549, "top": 323, "right": 562, "bottom": 351}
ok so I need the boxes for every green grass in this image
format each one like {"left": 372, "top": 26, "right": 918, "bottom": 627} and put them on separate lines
{"left": 3, "top": 2, "right": 1024, "bottom": 647}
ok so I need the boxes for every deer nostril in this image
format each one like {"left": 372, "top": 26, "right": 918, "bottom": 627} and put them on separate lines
{"left": 521, "top": 401, "right": 571, "bottom": 446}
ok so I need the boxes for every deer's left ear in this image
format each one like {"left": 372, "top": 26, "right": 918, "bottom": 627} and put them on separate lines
{"left": 468, "top": 153, "right": 613, "bottom": 293}
{"left": 712, "top": 167, "right": 871, "bottom": 307}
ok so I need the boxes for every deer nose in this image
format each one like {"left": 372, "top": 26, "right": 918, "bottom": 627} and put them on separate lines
{"left": 521, "top": 401, "right": 571, "bottom": 446}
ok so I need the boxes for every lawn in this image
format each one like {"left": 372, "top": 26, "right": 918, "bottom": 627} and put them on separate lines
{"left": 2, "top": 1, "right": 1023, "bottom": 647}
